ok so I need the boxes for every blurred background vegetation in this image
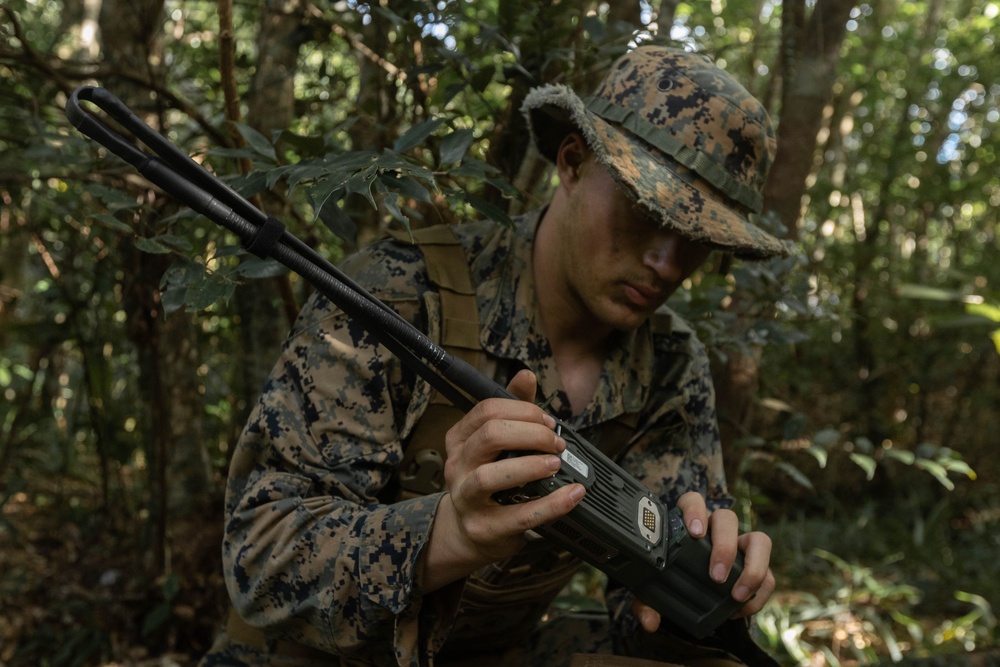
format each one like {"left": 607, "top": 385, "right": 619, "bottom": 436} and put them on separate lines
{"left": 1, "top": 0, "right": 998, "bottom": 665}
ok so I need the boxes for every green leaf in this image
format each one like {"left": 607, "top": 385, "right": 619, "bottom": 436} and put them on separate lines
{"left": 393, "top": 118, "right": 445, "bottom": 153}
{"left": 205, "top": 146, "right": 259, "bottom": 161}
{"left": 450, "top": 158, "right": 502, "bottom": 179}
{"left": 141, "top": 603, "right": 171, "bottom": 637}
{"left": 883, "top": 448, "right": 916, "bottom": 465}
{"left": 966, "top": 302, "right": 1000, "bottom": 322}
{"left": 134, "top": 237, "right": 172, "bottom": 254}
{"left": 439, "top": 129, "right": 475, "bottom": 165}
{"left": 234, "top": 258, "right": 289, "bottom": 279}
{"left": 345, "top": 167, "right": 378, "bottom": 208}
{"left": 463, "top": 192, "right": 511, "bottom": 225}
{"left": 155, "top": 234, "right": 193, "bottom": 252}
{"left": 380, "top": 173, "right": 432, "bottom": 203}
{"left": 776, "top": 461, "right": 815, "bottom": 491}
{"left": 160, "top": 283, "right": 187, "bottom": 315}
{"left": 914, "top": 459, "right": 955, "bottom": 490}
{"left": 805, "top": 445, "right": 828, "bottom": 468}
{"left": 382, "top": 193, "right": 408, "bottom": 223}
{"left": 468, "top": 65, "right": 495, "bottom": 93}
{"left": 896, "top": 283, "right": 974, "bottom": 302}
{"left": 485, "top": 176, "right": 520, "bottom": 198}
{"left": 812, "top": 428, "right": 841, "bottom": 448}
{"left": 307, "top": 178, "right": 347, "bottom": 220}
{"left": 584, "top": 15, "right": 607, "bottom": 40}
{"left": 235, "top": 122, "right": 278, "bottom": 162}
{"left": 162, "top": 573, "right": 180, "bottom": 601}
{"left": 854, "top": 436, "right": 874, "bottom": 453}
{"left": 316, "top": 199, "right": 357, "bottom": 248}
{"left": 850, "top": 452, "right": 877, "bottom": 480}
{"left": 87, "top": 183, "right": 142, "bottom": 210}
{"left": 91, "top": 213, "right": 133, "bottom": 233}
{"left": 184, "top": 275, "right": 235, "bottom": 311}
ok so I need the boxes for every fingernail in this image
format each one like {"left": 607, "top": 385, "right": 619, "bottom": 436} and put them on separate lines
{"left": 545, "top": 455, "right": 561, "bottom": 471}
{"left": 689, "top": 519, "right": 704, "bottom": 537}
{"left": 733, "top": 585, "right": 749, "bottom": 602}
{"left": 543, "top": 414, "right": 557, "bottom": 428}
{"left": 712, "top": 563, "right": 727, "bottom": 583}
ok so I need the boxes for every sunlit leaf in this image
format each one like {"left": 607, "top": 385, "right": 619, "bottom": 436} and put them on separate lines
{"left": 883, "top": 448, "right": 915, "bottom": 465}
{"left": 914, "top": 459, "right": 954, "bottom": 490}
{"left": 849, "top": 453, "right": 877, "bottom": 480}
{"left": 805, "top": 445, "right": 828, "bottom": 468}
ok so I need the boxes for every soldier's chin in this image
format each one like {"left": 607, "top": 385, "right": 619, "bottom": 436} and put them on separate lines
{"left": 606, "top": 304, "right": 650, "bottom": 333}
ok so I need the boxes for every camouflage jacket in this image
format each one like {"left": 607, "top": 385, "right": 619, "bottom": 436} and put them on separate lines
{"left": 210, "top": 209, "right": 730, "bottom": 666}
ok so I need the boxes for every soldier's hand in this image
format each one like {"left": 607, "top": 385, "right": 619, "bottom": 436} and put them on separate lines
{"left": 419, "top": 369, "right": 586, "bottom": 592}
{"left": 632, "top": 491, "right": 775, "bottom": 632}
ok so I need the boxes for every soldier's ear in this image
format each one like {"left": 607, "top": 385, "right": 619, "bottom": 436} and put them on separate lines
{"left": 555, "top": 132, "right": 590, "bottom": 183}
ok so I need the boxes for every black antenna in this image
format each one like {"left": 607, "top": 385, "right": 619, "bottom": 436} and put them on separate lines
{"left": 66, "top": 86, "right": 512, "bottom": 411}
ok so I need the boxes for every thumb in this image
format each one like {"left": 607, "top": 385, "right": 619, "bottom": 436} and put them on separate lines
{"left": 506, "top": 368, "right": 538, "bottom": 403}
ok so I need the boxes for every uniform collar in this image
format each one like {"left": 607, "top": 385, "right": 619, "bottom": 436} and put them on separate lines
{"left": 471, "top": 209, "right": 656, "bottom": 425}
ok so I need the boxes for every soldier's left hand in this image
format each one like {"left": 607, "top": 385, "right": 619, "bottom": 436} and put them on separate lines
{"left": 631, "top": 491, "right": 774, "bottom": 633}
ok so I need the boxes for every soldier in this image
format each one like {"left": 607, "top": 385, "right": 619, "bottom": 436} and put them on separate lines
{"left": 202, "top": 45, "right": 791, "bottom": 667}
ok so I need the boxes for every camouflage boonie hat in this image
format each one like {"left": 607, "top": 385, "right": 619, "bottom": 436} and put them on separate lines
{"left": 523, "top": 45, "right": 792, "bottom": 259}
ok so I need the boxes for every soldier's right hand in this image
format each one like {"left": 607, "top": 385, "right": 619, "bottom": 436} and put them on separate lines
{"left": 417, "top": 369, "right": 586, "bottom": 592}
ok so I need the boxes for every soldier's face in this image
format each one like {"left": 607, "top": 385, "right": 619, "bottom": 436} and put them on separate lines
{"left": 559, "top": 159, "right": 711, "bottom": 332}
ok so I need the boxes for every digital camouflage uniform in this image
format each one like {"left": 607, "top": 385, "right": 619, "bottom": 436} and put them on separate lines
{"left": 203, "top": 43, "right": 790, "bottom": 667}
{"left": 201, "top": 209, "right": 738, "bottom": 667}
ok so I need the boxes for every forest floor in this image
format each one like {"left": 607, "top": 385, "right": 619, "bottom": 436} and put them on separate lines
{"left": 0, "top": 475, "right": 228, "bottom": 667}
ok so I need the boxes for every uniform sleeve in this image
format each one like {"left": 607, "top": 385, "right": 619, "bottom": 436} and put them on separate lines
{"left": 221, "top": 244, "right": 460, "bottom": 666}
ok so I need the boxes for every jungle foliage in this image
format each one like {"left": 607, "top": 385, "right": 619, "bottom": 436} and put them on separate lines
{"left": 1, "top": 1, "right": 998, "bottom": 665}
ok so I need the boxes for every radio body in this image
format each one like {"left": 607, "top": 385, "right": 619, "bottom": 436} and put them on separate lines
{"left": 495, "top": 420, "right": 744, "bottom": 639}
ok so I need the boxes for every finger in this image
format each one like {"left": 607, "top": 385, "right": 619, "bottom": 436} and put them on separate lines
{"left": 730, "top": 531, "right": 773, "bottom": 607}
{"left": 506, "top": 368, "right": 538, "bottom": 403}
{"left": 447, "top": 398, "right": 556, "bottom": 451}
{"left": 501, "top": 483, "right": 586, "bottom": 534}
{"left": 464, "top": 419, "right": 565, "bottom": 463}
{"left": 732, "top": 569, "right": 775, "bottom": 618}
{"left": 675, "top": 491, "right": 709, "bottom": 539}
{"left": 707, "top": 508, "right": 740, "bottom": 584}
{"left": 455, "top": 453, "right": 562, "bottom": 501}
{"left": 631, "top": 598, "right": 661, "bottom": 633}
